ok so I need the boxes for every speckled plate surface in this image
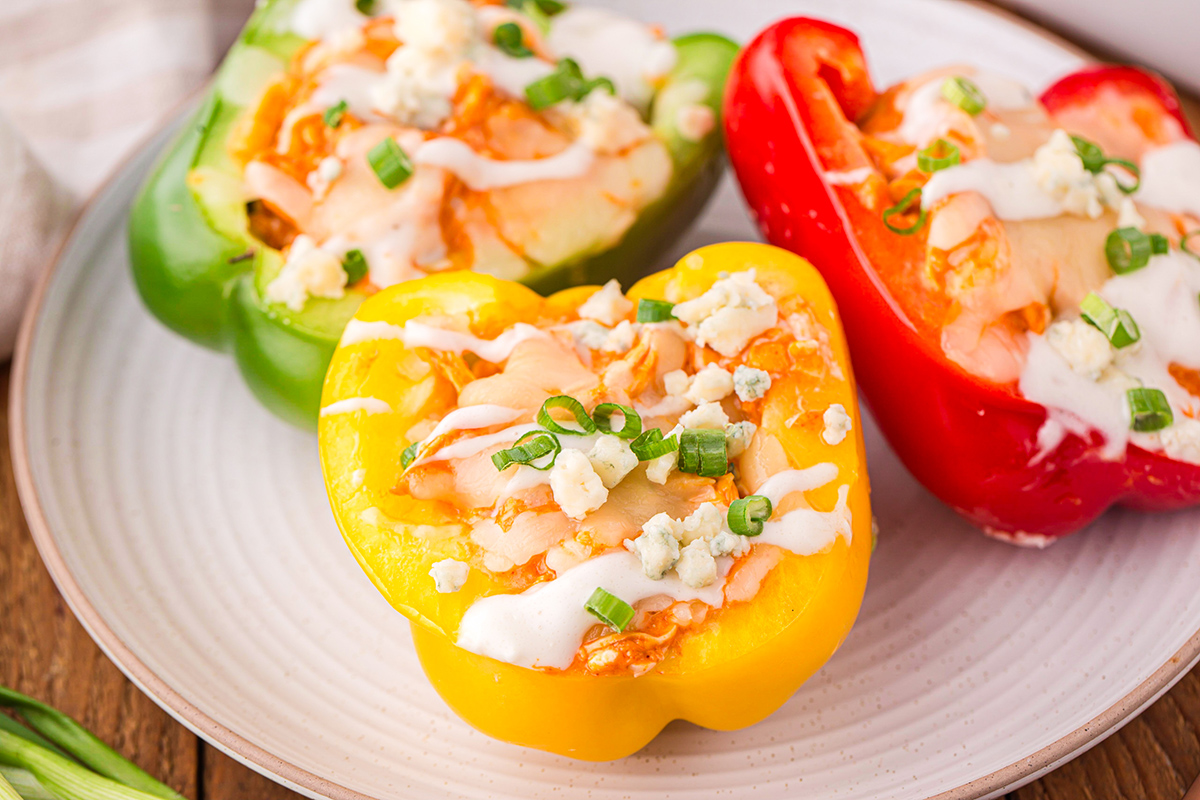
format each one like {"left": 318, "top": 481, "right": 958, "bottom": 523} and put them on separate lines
{"left": 13, "top": 1, "right": 1200, "bottom": 798}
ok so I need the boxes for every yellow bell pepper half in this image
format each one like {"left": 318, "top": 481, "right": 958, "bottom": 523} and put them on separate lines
{"left": 318, "top": 242, "right": 872, "bottom": 760}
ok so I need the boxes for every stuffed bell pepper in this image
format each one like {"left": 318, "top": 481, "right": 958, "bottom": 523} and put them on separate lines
{"left": 318, "top": 242, "right": 871, "bottom": 759}
{"left": 725, "top": 17, "right": 1200, "bottom": 543}
{"left": 129, "top": 0, "right": 738, "bottom": 428}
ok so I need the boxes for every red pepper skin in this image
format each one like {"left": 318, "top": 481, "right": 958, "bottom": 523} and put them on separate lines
{"left": 723, "top": 17, "right": 1200, "bottom": 541}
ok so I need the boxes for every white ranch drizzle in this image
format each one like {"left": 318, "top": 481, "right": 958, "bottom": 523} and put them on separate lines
{"left": 1137, "top": 140, "right": 1200, "bottom": 217}
{"left": 824, "top": 167, "right": 874, "bottom": 186}
{"left": 424, "top": 404, "right": 524, "bottom": 443}
{"left": 920, "top": 159, "right": 1063, "bottom": 219}
{"left": 414, "top": 139, "right": 595, "bottom": 190}
{"left": 897, "top": 71, "right": 1034, "bottom": 149}
{"left": 319, "top": 396, "right": 393, "bottom": 416}
{"left": 456, "top": 550, "right": 729, "bottom": 670}
{"left": 1020, "top": 251, "right": 1200, "bottom": 461}
{"left": 455, "top": 463, "right": 854, "bottom": 671}
{"left": 546, "top": 7, "right": 677, "bottom": 111}
{"left": 339, "top": 319, "right": 549, "bottom": 362}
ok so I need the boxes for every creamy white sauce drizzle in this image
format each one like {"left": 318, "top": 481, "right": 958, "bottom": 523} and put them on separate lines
{"left": 473, "top": 44, "right": 555, "bottom": 99}
{"left": 546, "top": 7, "right": 676, "bottom": 112}
{"left": 921, "top": 159, "right": 1063, "bottom": 219}
{"left": 319, "top": 396, "right": 393, "bottom": 416}
{"left": 415, "top": 138, "right": 595, "bottom": 190}
{"left": 457, "top": 460, "right": 856, "bottom": 670}
{"left": 289, "top": 0, "right": 366, "bottom": 40}
{"left": 455, "top": 549, "right": 728, "bottom": 670}
{"left": 339, "top": 318, "right": 549, "bottom": 361}
{"left": 1137, "top": 140, "right": 1200, "bottom": 217}
{"left": 425, "top": 404, "right": 524, "bottom": 443}
{"left": 897, "top": 72, "right": 1033, "bottom": 149}
{"left": 339, "top": 319, "right": 406, "bottom": 346}
{"left": 824, "top": 167, "right": 874, "bottom": 186}
{"left": 1021, "top": 251, "right": 1200, "bottom": 461}
{"left": 402, "top": 320, "right": 549, "bottom": 360}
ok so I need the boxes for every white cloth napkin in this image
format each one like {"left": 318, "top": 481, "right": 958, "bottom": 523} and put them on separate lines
{"left": 0, "top": 0, "right": 254, "bottom": 359}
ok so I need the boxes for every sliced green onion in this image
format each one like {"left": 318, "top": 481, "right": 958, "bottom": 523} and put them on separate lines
{"left": 1105, "top": 227, "right": 1156, "bottom": 274}
{"left": 401, "top": 442, "right": 420, "bottom": 469}
{"left": 537, "top": 395, "right": 596, "bottom": 435}
{"left": 1105, "top": 157, "right": 1141, "bottom": 194}
{"left": 1182, "top": 230, "right": 1200, "bottom": 259}
{"left": 1080, "top": 292, "right": 1140, "bottom": 348}
{"left": 636, "top": 298, "right": 674, "bottom": 322}
{"left": 1071, "top": 135, "right": 1141, "bottom": 192}
{"left": 323, "top": 100, "right": 348, "bottom": 128}
{"left": 584, "top": 587, "right": 635, "bottom": 632}
{"left": 917, "top": 138, "right": 961, "bottom": 172}
{"left": 677, "top": 428, "right": 728, "bottom": 477}
{"left": 592, "top": 404, "right": 642, "bottom": 439}
{"left": 0, "top": 687, "right": 183, "bottom": 800}
{"left": 529, "top": 0, "right": 566, "bottom": 13}
{"left": 728, "top": 495, "right": 773, "bottom": 537}
{"left": 940, "top": 76, "right": 986, "bottom": 115}
{"left": 630, "top": 428, "right": 678, "bottom": 461}
{"left": 493, "top": 22, "right": 533, "bottom": 58}
{"left": 355, "top": 0, "right": 378, "bottom": 13}
{"left": 585, "top": 76, "right": 616, "bottom": 96}
{"left": 367, "top": 137, "right": 413, "bottom": 190}
{"left": 1150, "top": 233, "right": 1170, "bottom": 254}
{"left": 342, "top": 249, "right": 369, "bottom": 285}
{"left": 492, "top": 430, "right": 561, "bottom": 471}
{"left": 1126, "top": 387, "right": 1173, "bottom": 432}
{"left": 525, "top": 59, "right": 583, "bottom": 110}
{"left": 524, "top": 58, "right": 609, "bottom": 109}
{"left": 882, "top": 187, "right": 927, "bottom": 235}
{"left": 1071, "top": 135, "right": 1106, "bottom": 173}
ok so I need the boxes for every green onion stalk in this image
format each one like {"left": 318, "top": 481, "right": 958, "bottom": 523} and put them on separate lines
{"left": 0, "top": 685, "right": 185, "bottom": 800}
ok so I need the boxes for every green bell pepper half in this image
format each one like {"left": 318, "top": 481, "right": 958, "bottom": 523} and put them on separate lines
{"left": 128, "top": 0, "right": 738, "bottom": 429}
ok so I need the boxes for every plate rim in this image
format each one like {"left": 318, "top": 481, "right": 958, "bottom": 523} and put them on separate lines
{"left": 9, "top": 3, "right": 1198, "bottom": 799}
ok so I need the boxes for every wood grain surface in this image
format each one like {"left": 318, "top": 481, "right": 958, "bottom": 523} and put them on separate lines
{"left": 4, "top": 20, "right": 1200, "bottom": 800}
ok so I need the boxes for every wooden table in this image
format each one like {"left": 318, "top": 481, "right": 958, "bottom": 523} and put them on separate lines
{"left": 4, "top": 11, "right": 1200, "bottom": 800}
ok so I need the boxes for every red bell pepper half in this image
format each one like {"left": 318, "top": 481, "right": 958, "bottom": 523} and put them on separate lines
{"left": 723, "top": 17, "right": 1200, "bottom": 542}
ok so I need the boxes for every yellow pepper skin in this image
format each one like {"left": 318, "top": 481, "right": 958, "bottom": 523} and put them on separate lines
{"left": 319, "top": 242, "right": 871, "bottom": 761}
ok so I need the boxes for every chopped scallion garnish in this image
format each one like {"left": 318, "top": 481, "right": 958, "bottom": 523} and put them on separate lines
{"left": 1182, "top": 230, "right": 1200, "bottom": 259}
{"left": 636, "top": 298, "right": 674, "bottom": 323}
{"left": 1071, "top": 135, "right": 1141, "bottom": 193}
{"left": 492, "top": 430, "right": 561, "bottom": 471}
{"left": 630, "top": 428, "right": 678, "bottom": 461}
{"left": 728, "top": 495, "right": 773, "bottom": 537}
{"left": 592, "top": 404, "right": 642, "bottom": 439}
{"left": 524, "top": 58, "right": 612, "bottom": 110}
{"left": 1105, "top": 227, "right": 1157, "bottom": 274}
{"left": 323, "top": 100, "right": 349, "bottom": 128}
{"left": 401, "top": 442, "right": 420, "bottom": 469}
{"left": 342, "top": 249, "right": 369, "bottom": 285}
{"left": 916, "top": 138, "right": 961, "bottom": 173}
{"left": 1126, "top": 387, "right": 1173, "bottom": 432}
{"left": 584, "top": 587, "right": 635, "bottom": 631}
{"left": 525, "top": 59, "right": 583, "bottom": 110}
{"left": 537, "top": 395, "right": 596, "bottom": 435}
{"left": 677, "top": 428, "right": 728, "bottom": 477}
{"left": 367, "top": 137, "right": 413, "bottom": 190}
{"left": 882, "top": 187, "right": 926, "bottom": 235}
{"left": 355, "top": 0, "right": 378, "bottom": 14}
{"left": 493, "top": 22, "right": 533, "bottom": 57}
{"left": 941, "top": 77, "right": 986, "bottom": 116}
{"left": 1080, "top": 292, "right": 1140, "bottom": 349}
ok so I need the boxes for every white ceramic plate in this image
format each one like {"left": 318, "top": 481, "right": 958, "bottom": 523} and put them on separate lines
{"left": 13, "top": 1, "right": 1200, "bottom": 798}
